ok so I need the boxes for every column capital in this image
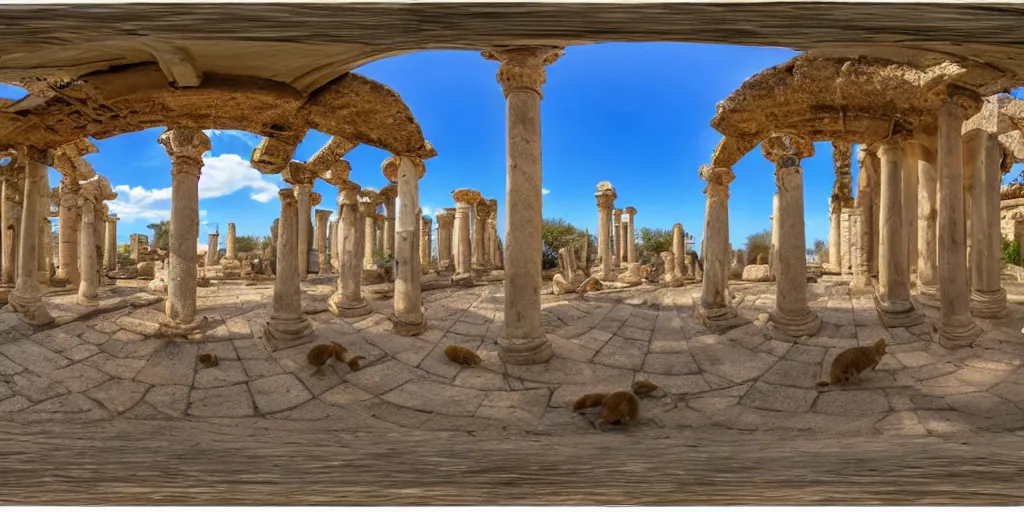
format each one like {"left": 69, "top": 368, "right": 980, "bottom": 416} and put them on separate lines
{"left": 612, "top": 208, "right": 623, "bottom": 218}
{"left": 485, "top": 198, "right": 499, "bottom": 220}
{"left": 699, "top": 165, "right": 736, "bottom": 187}
{"left": 482, "top": 46, "right": 564, "bottom": 99}
{"left": 946, "top": 84, "right": 983, "bottom": 114}
{"left": 309, "top": 191, "right": 323, "bottom": 208}
{"left": 421, "top": 215, "right": 432, "bottom": 227}
{"left": 251, "top": 135, "right": 300, "bottom": 175}
{"left": 595, "top": 188, "right": 617, "bottom": 209}
{"left": 475, "top": 199, "right": 495, "bottom": 219}
{"left": 624, "top": 206, "right": 637, "bottom": 216}
{"left": 761, "top": 134, "right": 814, "bottom": 166}
{"left": 380, "top": 183, "right": 399, "bottom": 204}
{"left": 338, "top": 180, "right": 361, "bottom": 205}
{"left": 158, "top": 128, "right": 210, "bottom": 174}
{"left": 319, "top": 159, "right": 352, "bottom": 186}
{"left": 108, "top": 214, "right": 119, "bottom": 222}
{"left": 452, "top": 188, "right": 483, "bottom": 206}
{"left": 359, "top": 188, "right": 384, "bottom": 212}
{"left": 278, "top": 188, "right": 297, "bottom": 207}
{"left": 382, "top": 155, "right": 427, "bottom": 182}
{"left": 282, "top": 160, "right": 316, "bottom": 186}
{"left": 436, "top": 208, "right": 456, "bottom": 227}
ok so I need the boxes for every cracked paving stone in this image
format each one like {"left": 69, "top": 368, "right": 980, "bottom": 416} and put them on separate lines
{"left": 0, "top": 340, "right": 72, "bottom": 374}
{"left": 814, "top": 389, "right": 890, "bottom": 415}
{"left": 188, "top": 383, "right": 254, "bottom": 417}
{"left": 642, "top": 352, "right": 700, "bottom": 375}
{"left": 249, "top": 374, "right": 314, "bottom": 415}
{"left": 382, "top": 380, "right": 486, "bottom": 416}
{"left": 85, "top": 379, "right": 150, "bottom": 414}
{"left": 593, "top": 336, "right": 647, "bottom": 370}
{"left": 194, "top": 360, "right": 249, "bottom": 389}
{"left": 135, "top": 343, "right": 198, "bottom": 386}
{"left": 740, "top": 382, "right": 817, "bottom": 413}
{"left": 43, "top": 363, "right": 111, "bottom": 393}
{"left": 345, "top": 359, "right": 423, "bottom": 395}
{"left": 143, "top": 385, "right": 190, "bottom": 418}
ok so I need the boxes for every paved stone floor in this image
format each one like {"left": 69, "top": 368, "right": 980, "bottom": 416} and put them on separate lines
{"left": 2, "top": 275, "right": 1024, "bottom": 503}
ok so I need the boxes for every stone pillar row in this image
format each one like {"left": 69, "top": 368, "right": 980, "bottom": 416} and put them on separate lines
{"left": 595, "top": 182, "right": 616, "bottom": 281}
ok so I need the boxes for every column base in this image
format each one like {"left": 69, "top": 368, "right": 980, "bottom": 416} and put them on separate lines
{"left": 498, "top": 334, "right": 553, "bottom": 365}
{"left": 328, "top": 292, "right": 372, "bottom": 318}
{"left": 158, "top": 315, "right": 209, "bottom": 339}
{"left": 850, "top": 275, "right": 874, "bottom": 295}
{"left": 452, "top": 273, "right": 475, "bottom": 287}
{"left": 9, "top": 290, "right": 54, "bottom": 326}
{"left": 938, "top": 314, "right": 983, "bottom": 349}
{"left": 873, "top": 295, "right": 926, "bottom": 328}
{"left": 0, "top": 286, "right": 11, "bottom": 305}
{"left": 768, "top": 308, "right": 821, "bottom": 340}
{"left": 393, "top": 316, "right": 428, "bottom": 337}
{"left": 694, "top": 304, "right": 749, "bottom": 333}
{"left": 915, "top": 284, "right": 940, "bottom": 308}
{"left": 970, "top": 287, "right": 1007, "bottom": 319}
{"left": 77, "top": 294, "right": 99, "bottom": 307}
{"left": 264, "top": 313, "right": 314, "bottom": 351}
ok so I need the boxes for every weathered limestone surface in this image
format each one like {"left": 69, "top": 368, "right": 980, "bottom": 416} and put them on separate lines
{"left": 9, "top": 151, "right": 54, "bottom": 325}
{"left": 874, "top": 137, "right": 924, "bottom": 328}
{"left": 53, "top": 140, "right": 97, "bottom": 288}
{"left": 902, "top": 144, "right": 920, "bottom": 277}
{"left": 265, "top": 188, "right": 313, "bottom": 350}
{"left": 916, "top": 144, "right": 939, "bottom": 302}
{"left": 385, "top": 156, "right": 429, "bottom": 336}
{"left": 160, "top": 128, "right": 209, "bottom": 329}
{"left": 695, "top": 165, "right": 744, "bottom": 332}
{"left": 472, "top": 199, "right": 492, "bottom": 273}
{"left": 486, "top": 199, "right": 502, "bottom": 270}
{"left": 359, "top": 189, "right": 384, "bottom": 276}
{"left": 840, "top": 208, "right": 853, "bottom": 278}
{"left": 829, "top": 142, "right": 854, "bottom": 273}
{"left": 937, "top": 93, "right": 983, "bottom": 348}
{"left": 852, "top": 147, "right": 877, "bottom": 292}
{"left": 672, "top": 223, "right": 686, "bottom": 278}
{"left": 483, "top": 45, "right": 562, "bottom": 365}
{"left": 0, "top": 163, "right": 24, "bottom": 304}
{"left": 76, "top": 177, "right": 114, "bottom": 307}
{"left": 329, "top": 181, "right": 371, "bottom": 318}
{"left": 205, "top": 231, "right": 219, "bottom": 267}
{"left": 763, "top": 135, "right": 820, "bottom": 339}
{"left": 420, "top": 215, "right": 432, "bottom": 269}
{"left": 769, "top": 192, "right": 780, "bottom": 279}
{"left": 967, "top": 97, "right": 1008, "bottom": 319}
{"left": 380, "top": 183, "right": 398, "bottom": 259}
{"left": 451, "top": 189, "right": 482, "bottom": 286}
{"left": 624, "top": 206, "right": 637, "bottom": 264}
{"left": 595, "top": 182, "right": 617, "bottom": 281}
{"left": 436, "top": 208, "right": 455, "bottom": 272}
{"left": 315, "top": 209, "right": 331, "bottom": 276}
{"left": 612, "top": 208, "right": 622, "bottom": 268}
{"left": 104, "top": 215, "right": 118, "bottom": 273}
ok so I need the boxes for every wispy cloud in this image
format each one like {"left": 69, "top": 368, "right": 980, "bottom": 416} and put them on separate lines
{"left": 202, "top": 129, "right": 262, "bottom": 148}
{"left": 542, "top": 188, "right": 551, "bottom": 195}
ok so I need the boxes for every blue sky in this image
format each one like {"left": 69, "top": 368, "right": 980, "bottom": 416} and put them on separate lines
{"left": 2, "top": 43, "right": 1022, "bottom": 252}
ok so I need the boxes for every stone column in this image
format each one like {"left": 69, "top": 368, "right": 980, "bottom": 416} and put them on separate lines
{"left": 159, "top": 128, "right": 209, "bottom": 328}
{"left": 205, "top": 231, "right": 219, "bottom": 266}
{"left": 381, "top": 183, "right": 397, "bottom": 258}
{"left": 420, "top": 215, "right": 432, "bottom": 267}
{"left": 612, "top": 207, "right": 622, "bottom": 268}
{"left": 849, "top": 210, "right": 868, "bottom": 289}
{"left": 451, "top": 188, "right": 482, "bottom": 285}
{"left": 329, "top": 181, "right": 371, "bottom": 317}
{"left": 762, "top": 135, "right": 821, "bottom": 338}
{"left": 472, "top": 200, "right": 491, "bottom": 272}
{"left": 916, "top": 141, "right": 940, "bottom": 301}
{"left": 0, "top": 171, "right": 21, "bottom": 304}
{"left": 595, "top": 183, "right": 617, "bottom": 280}
{"left": 265, "top": 188, "right": 314, "bottom": 349}
{"left": 129, "top": 234, "right": 140, "bottom": 263}
{"left": 105, "top": 214, "right": 118, "bottom": 272}
{"left": 967, "top": 112, "right": 1008, "bottom": 318}
{"left": 483, "top": 45, "right": 562, "bottom": 364}
{"left": 828, "top": 198, "right": 841, "bottom": 271}
{"left": 315, "top": 209, "right": 331, "bottom": 276}
{"left": 618, "top": 212, "right": 629, "bottom": 267}
{"left": 329, "top": 219, "right": 339, "bottom": 273}
{"left": 830, "top": 141, "right": 854, "bottom": 272}
{"left": 76, "top": 184, "right": 101, "bottom": 306}
{"left": 359, "top": 190, "right": 383, "bottom": 270}
{"left": 55, "top": 170, "right": 84, "bottom": 286}
{"left": 35, "top": 168, "right": 51, "bottom": 284}
{"left": 9, "top": 149, "right": 54, "bottom": 325}
{"left": 374, "top": 213, "right": 385, "bottom": 255}
{"left": 221, "top": 222, "right": 240, "bottom": 267}
{"left": 937, "top": 90, "right": 983, "bottom": 347}
{"left": 672, "top": 223, "right": 686, "bottom": 277}
{"left": 855, "top": 145, "right": 882, "bottom": 282}
{"left": 293, "top": 182, "right": 312, "bottom": 278}
{"left": 874, "top": 136, "right": 925, "bottom": 327}
{"left": 840, "top": 208, "right": 853, "bottom": 278}
{"left": 624, "top": 206, "right": 637, "bottom": 264}
{"left": 486, "top": 199, "right": 501, "bottom": 270}
{"left": 695, "top": 165, "right": 743, "bottom": 331}
{"left": 769, "top": 192, "right": 780, "bottom": 278}
{"left": 902, "top": 145, "right": 920, "bottom": 276}
{"left": 436, "top": 208, "right": 455, "bottom": 272}
{"left": 384, "top": 155, "right": 429, "bottom": 336}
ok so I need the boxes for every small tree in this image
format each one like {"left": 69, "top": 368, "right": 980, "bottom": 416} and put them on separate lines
{"left": 813, "top": 239, "right": 828, "bottom": 263}
{"left": 1002, "top": 236, "right": 1022, "bottom": 266}
{"left": 235, "top": 235, "right": 263, "bottom": 254}
{"left": 541, "top": 218, "right": 593, "bottom": 269}
{"left": 745, "top": 229, "right": 772, "bottom": 264}
{"left": 147, "top": 220, "right": 170, "bottom": 251}
{"left": 637, "top": 227, "right": 674, "bottom": 263}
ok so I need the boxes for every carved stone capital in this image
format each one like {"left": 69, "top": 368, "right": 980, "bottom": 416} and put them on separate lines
{"left": 486, "top": 199, "right": 498, "bottom": 220}
{"left": 251, "top": 136, "right": 300, "bottom": 175}
{"left": 421, "top": 216, "right": 432, "bottom": 229}
{"left": 436, "top": 208, "right": 455, "bottom": 228}
{"left": 624, "top": 206, "right": 637, "bottom": 216}
{"left": 595, "top": 188, "right": 617, "bottom": 210}
{"left": 475, "top": 200, "right": 495, "bottom": 219}
{"left": 482, "top": 46, "right": 564, "bottom": 99}
{"left": 158, "top": 129, "right": 210, "bottom": 173}
{"left": 358, "top": 201, "right": 379, "bottom": 217}
{"left": 380, "top": 183, "right": 398, "bottom": 204}
{"left": 282, "top": 160, "right": 316, "bottom": 186}
{"left": 452, "top": 188, "right": 483, "bottom": 205}
{"left": 761, "top": 134, "right": 814, "bottom": 166}
{"left": 309, "top": 192, "right": 322, "bottom": 208}
{"left": 947, "top": 84, "right": 983, "bottom": 115}
{"left": 699, "top": 165, "right": 736, "bottom": 187}
{"left": 338, "top": 180, "right": 361, "bottom": 206}
{"left": 359, "top": 188, "right": 384, "bottom": 208}
{"left": 612, "top": 208, "right": 623, "bottom": 219}
{"left": 278, "top": 188, "right": 297, "bottom": 207}
{"left": 320, "top": 160, "right": 352, "bottom": 186}
{"left": 382, "top": 155, "right": 427, "bottom": 182}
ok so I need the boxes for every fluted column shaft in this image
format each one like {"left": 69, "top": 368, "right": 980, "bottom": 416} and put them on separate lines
{"left": 77, "top": 196, "right": 99, "bottom": 305}
{"left": 917, "top": 144, "right": 939, "bottom": 299}
{"left": 265, "top": 188, "right": 313, "bottom": 349}
{"left": 937, "top": 94, "right": 982, "bottom": 347}
{"left": 874, "top": 137, "right": 924, "bottom": 327}
{"left": 968, "top": 128, "right": 1008, "bottom": 318}
{"left": 329, "top": 181, "right": 371, "bottom": 317}
{"left": 294, "top": 183, "right": 312, "bottom": 278}
{"left": 57, "top": 181, "right": 80, "bottom": 285}
{"left": 696, "top": 165, "right": 742, "bottom": 331}
{"left": 9, "top": 153, "right": 54, "bottom": 325}
{"left": 389, "top": 157, "right": 427, "bottom": 335}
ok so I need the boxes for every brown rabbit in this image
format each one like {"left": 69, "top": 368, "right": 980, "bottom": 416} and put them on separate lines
{"left": 817, "top": 338, "right": 887, "bottom": 387}
{"left": 444, "top": 345, "right": 482, "bottom": 367}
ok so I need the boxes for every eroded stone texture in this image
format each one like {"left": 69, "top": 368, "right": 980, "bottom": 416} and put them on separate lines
{"left": 436, "top": 208, "right": 455, "bottom": 272}
{"left": 451, "top": 189, "right": 482, "bottom": 286}
{"left": 830, "top": 142, "right": 854, "bottom": 272}
{"left": 695, "top": 165, "right": 744, "bottom": 332}
{"left": 384, "top": 155, "right": 429, "bottom": 336}
{"left": 482, "top": 45, "right": 562, "bottom": 365}
{"left": 672, "top": 223, "right": 686, "bottom": 278}
{"left": 104, "top": 214, "right": 118, "bottom": 272}
{"left": 966, "top": 96, "right": 1008, "bottom": 319}
{"left": 53, "top": 140, "right": 97, "bottom": 288}
{"left": 420, "top": 215, "right": 432, "bottom": 269}
{"left": 486, "top": 198, "right": 502, "bottom": 270}
{"left": 265, "top": 188, "right": 314, "bottom": 350}
{"left": 472, "top": 199, "right": 493, "bottom": 273}
{"left": 76, "top": 176, "right": 115, "bottom": 307}
{"left": 205, "top": 231, "right": 219, "bottom": 267}
{"left": 315, "top": 209, "right": 331, "bottom": 276}
{"left": 624, "top": 206, "right": 637, "bottom": 264}
{"left": 9, "top": 150, "right": 54, "bottom": 325}
{"left": 874, "top": 136, "right": 924, "bottom": 328}
{"left": 380, "top": 183, "right": 398, "bottom": 259}
{"left": 916, "top": 143, "right": 939, "bottom": 301}
{"left": 329, "top": 181, "right": 371, "bottom": 318}
{"left": 595, "top": 182, "right": 617, "bottom": 281}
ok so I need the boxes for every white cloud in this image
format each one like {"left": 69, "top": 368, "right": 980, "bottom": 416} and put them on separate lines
{"left": 542, "top": 188, "right": 551, "bottom": 195}
{"left": 421, "top": 206, "right": 433, "bottom": 217}
{"left": 203, "top": 129, "right": 262, "bottom": 148}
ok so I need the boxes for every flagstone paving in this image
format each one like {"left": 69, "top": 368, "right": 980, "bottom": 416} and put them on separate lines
{"left": 1, "top": 277, "right": 1023, "bottom": 439}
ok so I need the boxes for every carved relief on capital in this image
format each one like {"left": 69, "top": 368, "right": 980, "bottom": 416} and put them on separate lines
{"left": 78, "top": 175, "right": 117, "bottom": 205}
{"left": 482, "top": 46, "right": 564, "bottom": 98}
{"left": 382, "top": 155, "right": 427, "bottom": 182}
{"left": 309, "top": 192, "right": 323, "bottom": 208}
{"left": 452, "top": 188, "right": 483, "bottom": 206}
{"left": 595, "top": 188, "right": 617, "bottom": 210}
{"left": 699, "top": 165, "right": 735, "bottom": 199}
{"left": 320, "top": 160, "right": 352, "bottom": 186}
{"left": 761, "top": 134, "right": 814, "bottom": 167}
{"left": 486, "top": 199, "right": 498, "bottom": 220}
{"left": 624, "top": 206, "right": 637, "bottom": 216}
{"left": 251, "top": 136, "right": 299, "bottom": 175}
{"left": 435, "top": 208, "right": 456, "bottom": 228}
{"left": 158, "top": 129, "right": 211, "bottom": 171}
{"left": 278, "top": 188, "right": 297, "bottom": 207}
{"left": 283, "top": 160, "right": 316, "bottom": 186}
{"left": 359, "top": 188, "right": 384, "bottom": 209}
{"left": 337, "top": 180, "right": 361, "bottom": 206}
{"left": 421, "top": 216, "right": 432, "bottom": 229}
{"left": 946, "top": 84, "right": 983, "bottom": 117}
{"left": 475, "top": 199, "right": 495, "bottom": 219}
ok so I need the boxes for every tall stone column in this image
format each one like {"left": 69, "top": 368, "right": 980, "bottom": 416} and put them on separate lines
{"left": 874, "top": 136, "right": 925, "bottom": 327}
{"left": 265, "top": 188, "right": 314, "bottom": 349}
{"left": 34, "top": 167, "right": 51, "bottom": 284}
{"left": 695, "top": 165, "right": 744, "bottom": 331}
{"left": 483, "top": 45, "right": 562, "bottom": 364}
{"left": 624, "top": 206, "right": 637, "bottom": 264}
{"left": 329, "top": 219, "right": 339, "bottom": 273}
{"left": 77, "top": 183, "right": 101, "bottom": 306}
{"left": 486, "top": 199, "right": 502, "bottom": 270}
{"left": 849, "top": 210, "right": 868, "bottom": 289}
{"left": 57, "top": 178, "right": 81, "bottom": 286}
{"left": 611, "top": 207, "right": 622, "bottom": 268}
{"left": 105, "top": 214, "right": 118, "bottom": 272}
{"left": 359, "top": 189, "right": 383, "bottom": 270}
{"left": 315, "top": 209, "right": 331, "bottom": 276}
{"left": 472, "top": 199, "right": 491, "bottom": 272}
{"left": 0, "top": 166, "right": 23, "bottom": 304}
{"left": 436, "top": 208, "right": 455, "bottom": 272}
{"left": 381, "top": 183, "right": 397, "bottom": 258}
{"left": 769, "top": 192, "right": 780, "bottom": 278}
{"left": 329, "top": 181, "right": 371, "bottom": 317}
{"left": 763, "top": 135, "right": 821, "bottom": 338}
{"left": 937, "top": 90, "right": 983, "bottom": 347}
{"left": 902, "top": 145, "right": 920, "bottom": 276}
{"left": 205, "top": 230, "right": 219, "bottom": 266}
{"left": 451, "top": 188, "right": 482, "bottom": 285}
{"left": 855, "top": 145, "right": 881, "bottom": 282}
{"left": 222, "top": 222, "right": 239, "bottom": 267}
{"left": 384, "top": 155, "right": 429, "bottom": 335}
{"left": 840, "top": 208, "right": 854, "bottom": 278}
{"left": 672, "top": 223, "right": 686, "bottom": 277}
{"left": 967, "top": 107, "right": 1008, "bottom": 318}
{"left": 374, "top": 213, "right": 385, "bottom": 255}
{"left": 828, "top": 198, "right": 841, "bottom": 271}
{"left": 159, "top": 128, "right": 209, "bottom": 328}
{"left": 618, "top": 211, "right": 628, "bottom": 267}
{"left": 595, "top": 182, "right": 617, "bottom": 280}
{"left": 420, "top": 215, "right": 432, "bottom": 267}
{"left": 916, "top": 141, "right": 939, "bottom": 301}
{"left": 9, "top": 149, "right": 54, "bottom": 325}
{"left": 293, "top": 182, "right": 312, "bottom": 278}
